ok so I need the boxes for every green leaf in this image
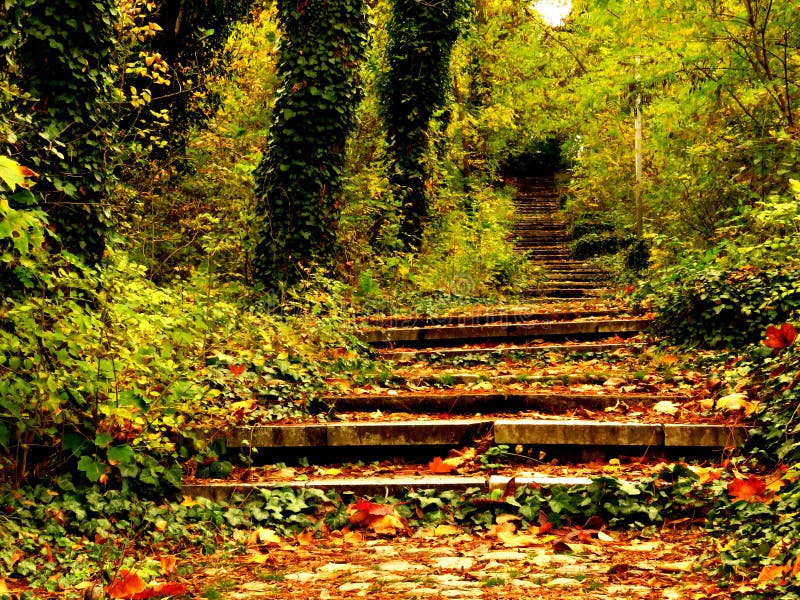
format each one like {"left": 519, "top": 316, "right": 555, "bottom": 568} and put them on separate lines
{"left": 94, "top": 432, "right": 114, "bottom": 449}
{"left": 77, "top": 456, "right": 106, "bottom": 482}
{"left": 63, "top": 432, "right": 87, "bottom": 456}
{"left": 107, "top": 444, "right": 137, "bottom": 478}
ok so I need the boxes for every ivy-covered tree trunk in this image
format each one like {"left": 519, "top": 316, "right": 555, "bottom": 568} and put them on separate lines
{"left": 381, "top": 0, "right": 470, "bottom": 251}
{"left": 3, "top": 0, "right": 118, "bottom": 265}
{"left": 253, "top": 0, "right": 367, "bottom": 286}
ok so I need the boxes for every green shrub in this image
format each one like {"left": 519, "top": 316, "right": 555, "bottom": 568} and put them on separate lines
{"left": 572, "top": 232, "right": 633, "bottom": 259}
{"left": 647, "top": 251, "right": 800, "bottom": 348}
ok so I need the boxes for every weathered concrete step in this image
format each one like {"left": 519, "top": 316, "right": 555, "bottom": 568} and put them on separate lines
{"left": 328, "top": 391, "right": 686, "bottom": 414}
{"left": 543, "top": 273, "right": 607, "bottom": 282}
{"left": 529, "top": 281, "right": 605, "bottom": 289}
{"left": 196, "top": 419, "right": 746, "bottom": 451}
{"left": 495, "top": 420, "right": 745, "bottom": 448}
{"left": 183, "top": 473, "right": 625, "bottom": 501}
{"left": 524, "top": 288, "right": 608, "bottom": 299}
{"left": 360, "top": 318, "right": 649, "bottom": 344}
{"left": 358, "top": 308, "right": 622, "bottom": 329}
{"left": 382, "top": 341, "right": 637, "bottom": 362}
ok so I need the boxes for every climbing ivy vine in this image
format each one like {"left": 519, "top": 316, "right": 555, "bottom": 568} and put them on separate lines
{"left": 1, "top": 0, "right": 118, "bottom": 266}
{"left": 253, "top": 0, "right": 367, "bottom": 285}
{"left": 381, "top": 0, "right": 472, "bottom": 250}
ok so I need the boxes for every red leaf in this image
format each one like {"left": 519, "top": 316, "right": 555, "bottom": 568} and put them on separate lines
{"left": 764, "top": 323, "right": 797, "bottom": 349}
{"left": 131, "top": 583, "right": 189, "bottom": 599}
{"left": 348, "top": 499, "right": 395, "bottom": 516}
{"left": 107, "top": 570, "right": 147, "bottom": 599}
{"left": 727, "top": 475, "right": 766, "bottom": 502}
{"left": 229, "top": 364, "right": 245, "bottom": 376}
{"left": 428, "top": 457, "right": 456, "bottom": 474}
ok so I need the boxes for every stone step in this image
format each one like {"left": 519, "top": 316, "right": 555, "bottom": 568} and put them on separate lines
{"left": 524, "top": 287, "right": 609, "bottom": 299}
{"left": 381, "top": 341, "right": 638, "bottom": 362}
{"left": 328, "top": 391, "right": 687, "bottom": 414}
{"left": 360, "top": 317, "right": 650, "bottom": 345}
{"left": 193, "top": 418, "right": 745, "bottom": 456}
{"left": 358, "top": 308, "right": 622, "bottom": 329}
{"left": 184, "top": 472, "right": 646, "bottom": 502}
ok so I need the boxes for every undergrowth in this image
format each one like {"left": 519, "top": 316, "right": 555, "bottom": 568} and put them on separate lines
{"left": 1, "top": 465, "right": 720, "bottom": 598}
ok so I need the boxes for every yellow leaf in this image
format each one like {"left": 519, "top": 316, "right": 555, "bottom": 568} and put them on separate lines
{"left": 434, "top": 524, "right": 461, "bottom": 536}
{"left": 0, "top": 580, "right": 8, "bottom": 593}
{"left": 180, "top": 495, "right": 199, "bottom": 507}
{"left": 246, "top": 553, "right": 270, "bottom": 565}
{"left": 653, "top": 400, "right": 680, "bottom": 415}
{"left": 230, "top": 399, "right": 256, "bottom": 411}
{"left": 367, "top": 513, "right": 404, "bottom": 535}
{"left": 758, "top": 564, "right": 786, "bottom": 583}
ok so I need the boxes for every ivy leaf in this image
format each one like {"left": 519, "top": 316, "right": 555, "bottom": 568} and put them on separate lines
{"left": 77, "top": 455, "right": 107, "bottom": 483}
{"left": 108, "top": 444, "right": 139, "bottom": 478}
{"left": 0, "top": 156, "right": 34, "bottom": 191}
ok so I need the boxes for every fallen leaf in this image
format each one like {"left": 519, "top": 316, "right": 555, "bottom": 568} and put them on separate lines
{"left": 0, "top": 580, "right": 8, "bottom": 593}
{"left": 764, "top": 323, "right": 797, "bottom": 350}
{"left": 296, "top": 530, "right": 316, "bottom": 546}
{"left": 180, "top": 496, "right": 199, "bottom": 508}
{"left": 653, "top": 400, "right": 679, "bottom": 416}
{"left": 229, "top": 364, "right": 246, "bottom": 376}
{"left": 347, "top": 500, "right": 408, "bottom": 535}
{"left": 107, "top": 570, "right": 146, "bottom": 599}
{"left": 716, "top": 392, "right": 758, "bottom": 415}
{"left": 434, "top": 524, "right": 462, "bottom": 536}
{"left": 246, "top": 553, "right": 270, "bottom": 565}
{"left": 159, "top": 556, "right": 177, "bottom": 576}
{"left": 368, "top": 513, "right": 407, "bottom": 535}
{"left": 658, "top": 560, "right": 695, "bottom": 573}
{"left": 428, "top": 456, "right": 457, "bottom": 474}
{"left": 757, "top": 564, "right": 785, "bottom": 583}
{"left": 727, "top": 475, "right": 766, "bottom": 502}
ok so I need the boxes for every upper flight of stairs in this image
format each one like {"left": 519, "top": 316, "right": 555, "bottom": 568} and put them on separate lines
{"left": 184, "top": 178, "right": 744, "bottom": 502}
{"left": 511, "top": 176, "right": 609, "bottom": 300}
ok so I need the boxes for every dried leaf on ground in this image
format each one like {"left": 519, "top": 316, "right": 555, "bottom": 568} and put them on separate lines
{"left": 727, "top": 475, "right": 766, "bottom": 502}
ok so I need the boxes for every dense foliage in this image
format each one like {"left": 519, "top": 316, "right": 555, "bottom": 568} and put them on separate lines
{"left": 1, "top": 0, "right": 118, "bottom": 265}
{"left": 380, "top": 0, "right": 471, "bottom": 249}
{"left": 253, "top": 0, "right": 367, "bottom": 285}
{"left": 117, "top": 0, "right": 256, "bottom": 175}
{"left": 704, "top": 326, "right": 800, "bottom": 597}
{"left": 3, "top": 0, "right": 800, "bottom": 595}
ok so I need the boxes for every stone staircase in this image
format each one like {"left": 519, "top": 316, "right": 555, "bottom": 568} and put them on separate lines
{"left": 511, "top": 176, "right": 609, "bottom": 299}
{"left": 184, "top": 178, "right": 742, "bottom": 503}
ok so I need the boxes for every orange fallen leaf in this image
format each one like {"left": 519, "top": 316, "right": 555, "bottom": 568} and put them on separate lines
{"left": 159, "top": 556, "right": 177, "bottom": 576}
{"left": 296, "top": 530, "right": 316, "bottom": 546}
{"left": 347, "top": 499, "right": 408, "bottom": 535}
{"left": 757, "top": 564, "right": 786, "bottom": 584}
{"left": 107, "top": 570, "right": 146, "bottom": 599}
{"left": 428, "top": 456, "right": 457, "bottom": 474}
{"left": 727, "top": 475, "right": 767, "bottom": 502}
